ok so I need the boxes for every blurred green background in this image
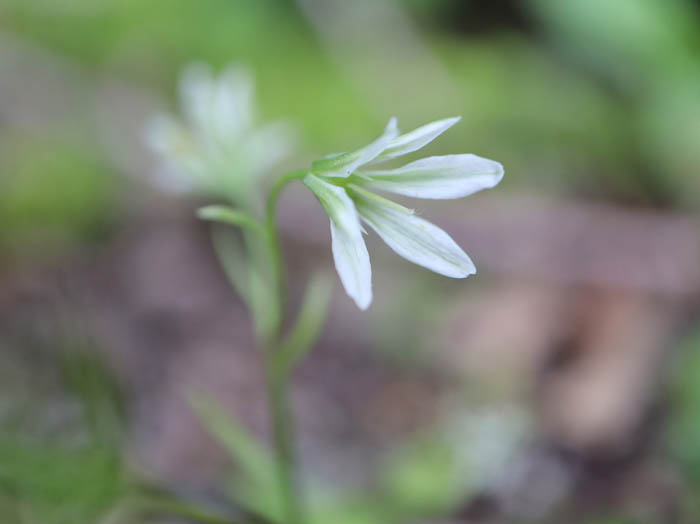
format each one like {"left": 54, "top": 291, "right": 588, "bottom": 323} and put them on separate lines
{"left": 1, "top": 1, "right": 699, "bottom": 523}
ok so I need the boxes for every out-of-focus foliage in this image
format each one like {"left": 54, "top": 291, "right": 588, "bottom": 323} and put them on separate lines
{"left": 189, "top": 392, "right": 284, "bottom": 522}
{"left": 192, "top": 391, "right": 527, "bottom": 524}
{"left": 0, "top": 0, "right": 375, "bottom": 146}
{"left": 0, "top": 346, "right": 131, "bottom": 524}
{"left": 0, "top": 341, "right": 230, "bottom": 524}
{"left": 193, "top": 398, "right": 479, "bottom": 523}
{"left": 668, "top": 328, "right": 700, "bottom": 484}
{"left": 529, "top": 0, "right": 700, "bottom": 209}
{"left": 665, "top": 328, "right": 700, "bottom": 523}
{"left": 1, "top": 0, "right": 698, "bottom": 261}
{"left": 0, "top": 441, "right": 126, "bottom": 524}
{"left": 0, "top": 133, "right": 115, "bottom": 256}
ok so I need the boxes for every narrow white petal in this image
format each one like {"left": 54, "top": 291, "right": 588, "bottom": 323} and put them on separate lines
{"left": 179, "top": 63, "right": 216, "bottom": 131}
{"left": 372, "top": 117, "right": 460, "bottom": 163}
{"left": 330, "top": 221, "right": 372, "bottom": 309}
{"left": 354, "top": 192, "right": 476, "bottom": 278}
{"left": 215, "top": 66, "right": 255, "bottom": 138}
{"left": 357, "top": 154, "right": 504, "bottom": 199}
{"left": 348, "top": 117, "right": 399, "bottom": 172}
{"left": 311, "top": 118, "right": 399, "bottom": 178}
{"left": 145, "top": 114, "right": 203, "bottom": 192}
{"left": 304, "top": 174, "right": 372, "bottom": 309}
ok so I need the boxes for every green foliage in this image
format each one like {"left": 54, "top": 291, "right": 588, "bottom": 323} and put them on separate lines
{"left": 667, "top": 328, "right": 700, "bottom": 484}
{"left": 529, "top": 0, "right": 700, "bottom": 86}
{"left": 188, "top": 392, "right": 283, "bottom": 522}
{"left": 0, "top": 440, "right": 127, "bottom": 524}
{"left": 0, "top": 133, "right": 115, "bottom": 256}
{"left": 380, "top": 436, "right": 456, "bottom": 517}
{"left": 3, "top": 0, "right": 699, "bottom": 212}
{"left": 0, "top": 345, "right": 132, "bottom": 524}
{"left": 581, "top": 514, "right": 653, "bottom": 524}
{"left": 58, "top": 351, "right": 126, "bottom": 449}
{"left": 0, "top": 0, "right": 375, "bottom": 148}
{"left": 274, "top": 273, "right": 333, "bottom": 377}
{"left": 529, "top": 0, "right": 700, "bottom": 207}
{"left": 191, "top": 394, "right": 474, "bottom": 524}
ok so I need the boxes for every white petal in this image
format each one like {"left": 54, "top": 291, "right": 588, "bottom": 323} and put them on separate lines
{"left": 144, "top": 114, "right": 203, "bottom": 193}
{"left": 349, "top": 117, "right": 399, "bottom": 171}
{"left": 179, "top": 63, "right": 216, "bottom": 132}
{"left": 372, "top": 117, "right": 460, "bottom": 163}
{"left": 354, "top": 192, "right": 475, "bottom": 278}
{"left": 357, "top": 154, "right": 504, "bottom": 199}
{"left": 311, "top": 118, "right": 399, "bottom": 178}
{"left": 304, "top": 174, "right": 372, "bottom": 309}
{"left": 214, "top": 66, "right": 255, "bottom": 139}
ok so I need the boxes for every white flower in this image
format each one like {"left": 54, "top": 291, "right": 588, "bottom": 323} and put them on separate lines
{"left": 304, "top": 117, "right": 504, "bottom": 310}
{"left": 145, "top": 63, "right": 294, "bottom": 202}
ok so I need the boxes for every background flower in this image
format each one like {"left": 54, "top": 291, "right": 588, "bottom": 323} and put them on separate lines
{"left": 145, "top": 63, "right": 295, "bottom": 207}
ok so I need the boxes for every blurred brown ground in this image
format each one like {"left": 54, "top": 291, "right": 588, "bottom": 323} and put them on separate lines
{"left": 3, "top": 186, "right": 699, "bottom": 522}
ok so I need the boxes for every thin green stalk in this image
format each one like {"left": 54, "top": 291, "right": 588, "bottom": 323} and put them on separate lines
{"left": 262, "top": 169, "right": 309, "bottom": 524}
{"left": 211, "top": 169, "right": 310, "bottom": 524}
{"left": 263, "top": 350, "right": 304, "bottom": 524}
{"left": 265, "top": 169, "right": 308, "bottom": 332}
{"left": 273, "top": 273, "right": 333, "bottom": 380}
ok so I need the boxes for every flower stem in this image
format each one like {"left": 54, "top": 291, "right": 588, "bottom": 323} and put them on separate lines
{"left": 265, "top": 169, "right": 308, "bottom": 328}
{"left": 263, "top": 349, "right": 304, "bottom": 524}
{"left": 263, "top": 169, "right": 309, "bottom": 524}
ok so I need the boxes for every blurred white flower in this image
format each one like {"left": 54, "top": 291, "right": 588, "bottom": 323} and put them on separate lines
{"left": 304, "top": 117, "right": 503, "bottom": 310}
{"left": 145, "top": 63, "right": 295, "bottom": 203}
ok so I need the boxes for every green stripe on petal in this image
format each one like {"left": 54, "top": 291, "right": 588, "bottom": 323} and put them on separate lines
{"left": 303, "top": 174, "right": 372, "bottom": 309}
{"left": 356, "top": 154, "right": 504, "bottom": 199}
{"left": 347, "top": 184, "right": 414, "bottom": 215}
{"left": 371, "top": 117, "right": 460, "bottom": 163}
{"left": 354, "top": 191, "right": 476, "bottom": 279}
{"left": 311, "top": 118, "right": 398, "bottom": 178}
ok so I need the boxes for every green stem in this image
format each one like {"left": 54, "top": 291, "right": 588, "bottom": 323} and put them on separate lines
{"left": 265, "top": 169, "right": 308, "bottom": 331}
{"left": 205, "top": 169, "right": 311, "bottom": 523}
{"left": 263, "top": 169, "right": 308, "bottom": 524}
{"left": 264, "top": 351, "right": 304, "bottom": 524}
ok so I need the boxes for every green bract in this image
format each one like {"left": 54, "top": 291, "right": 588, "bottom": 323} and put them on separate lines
{"left": 304, "top": 117, "right": 504, "bottom": 310}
